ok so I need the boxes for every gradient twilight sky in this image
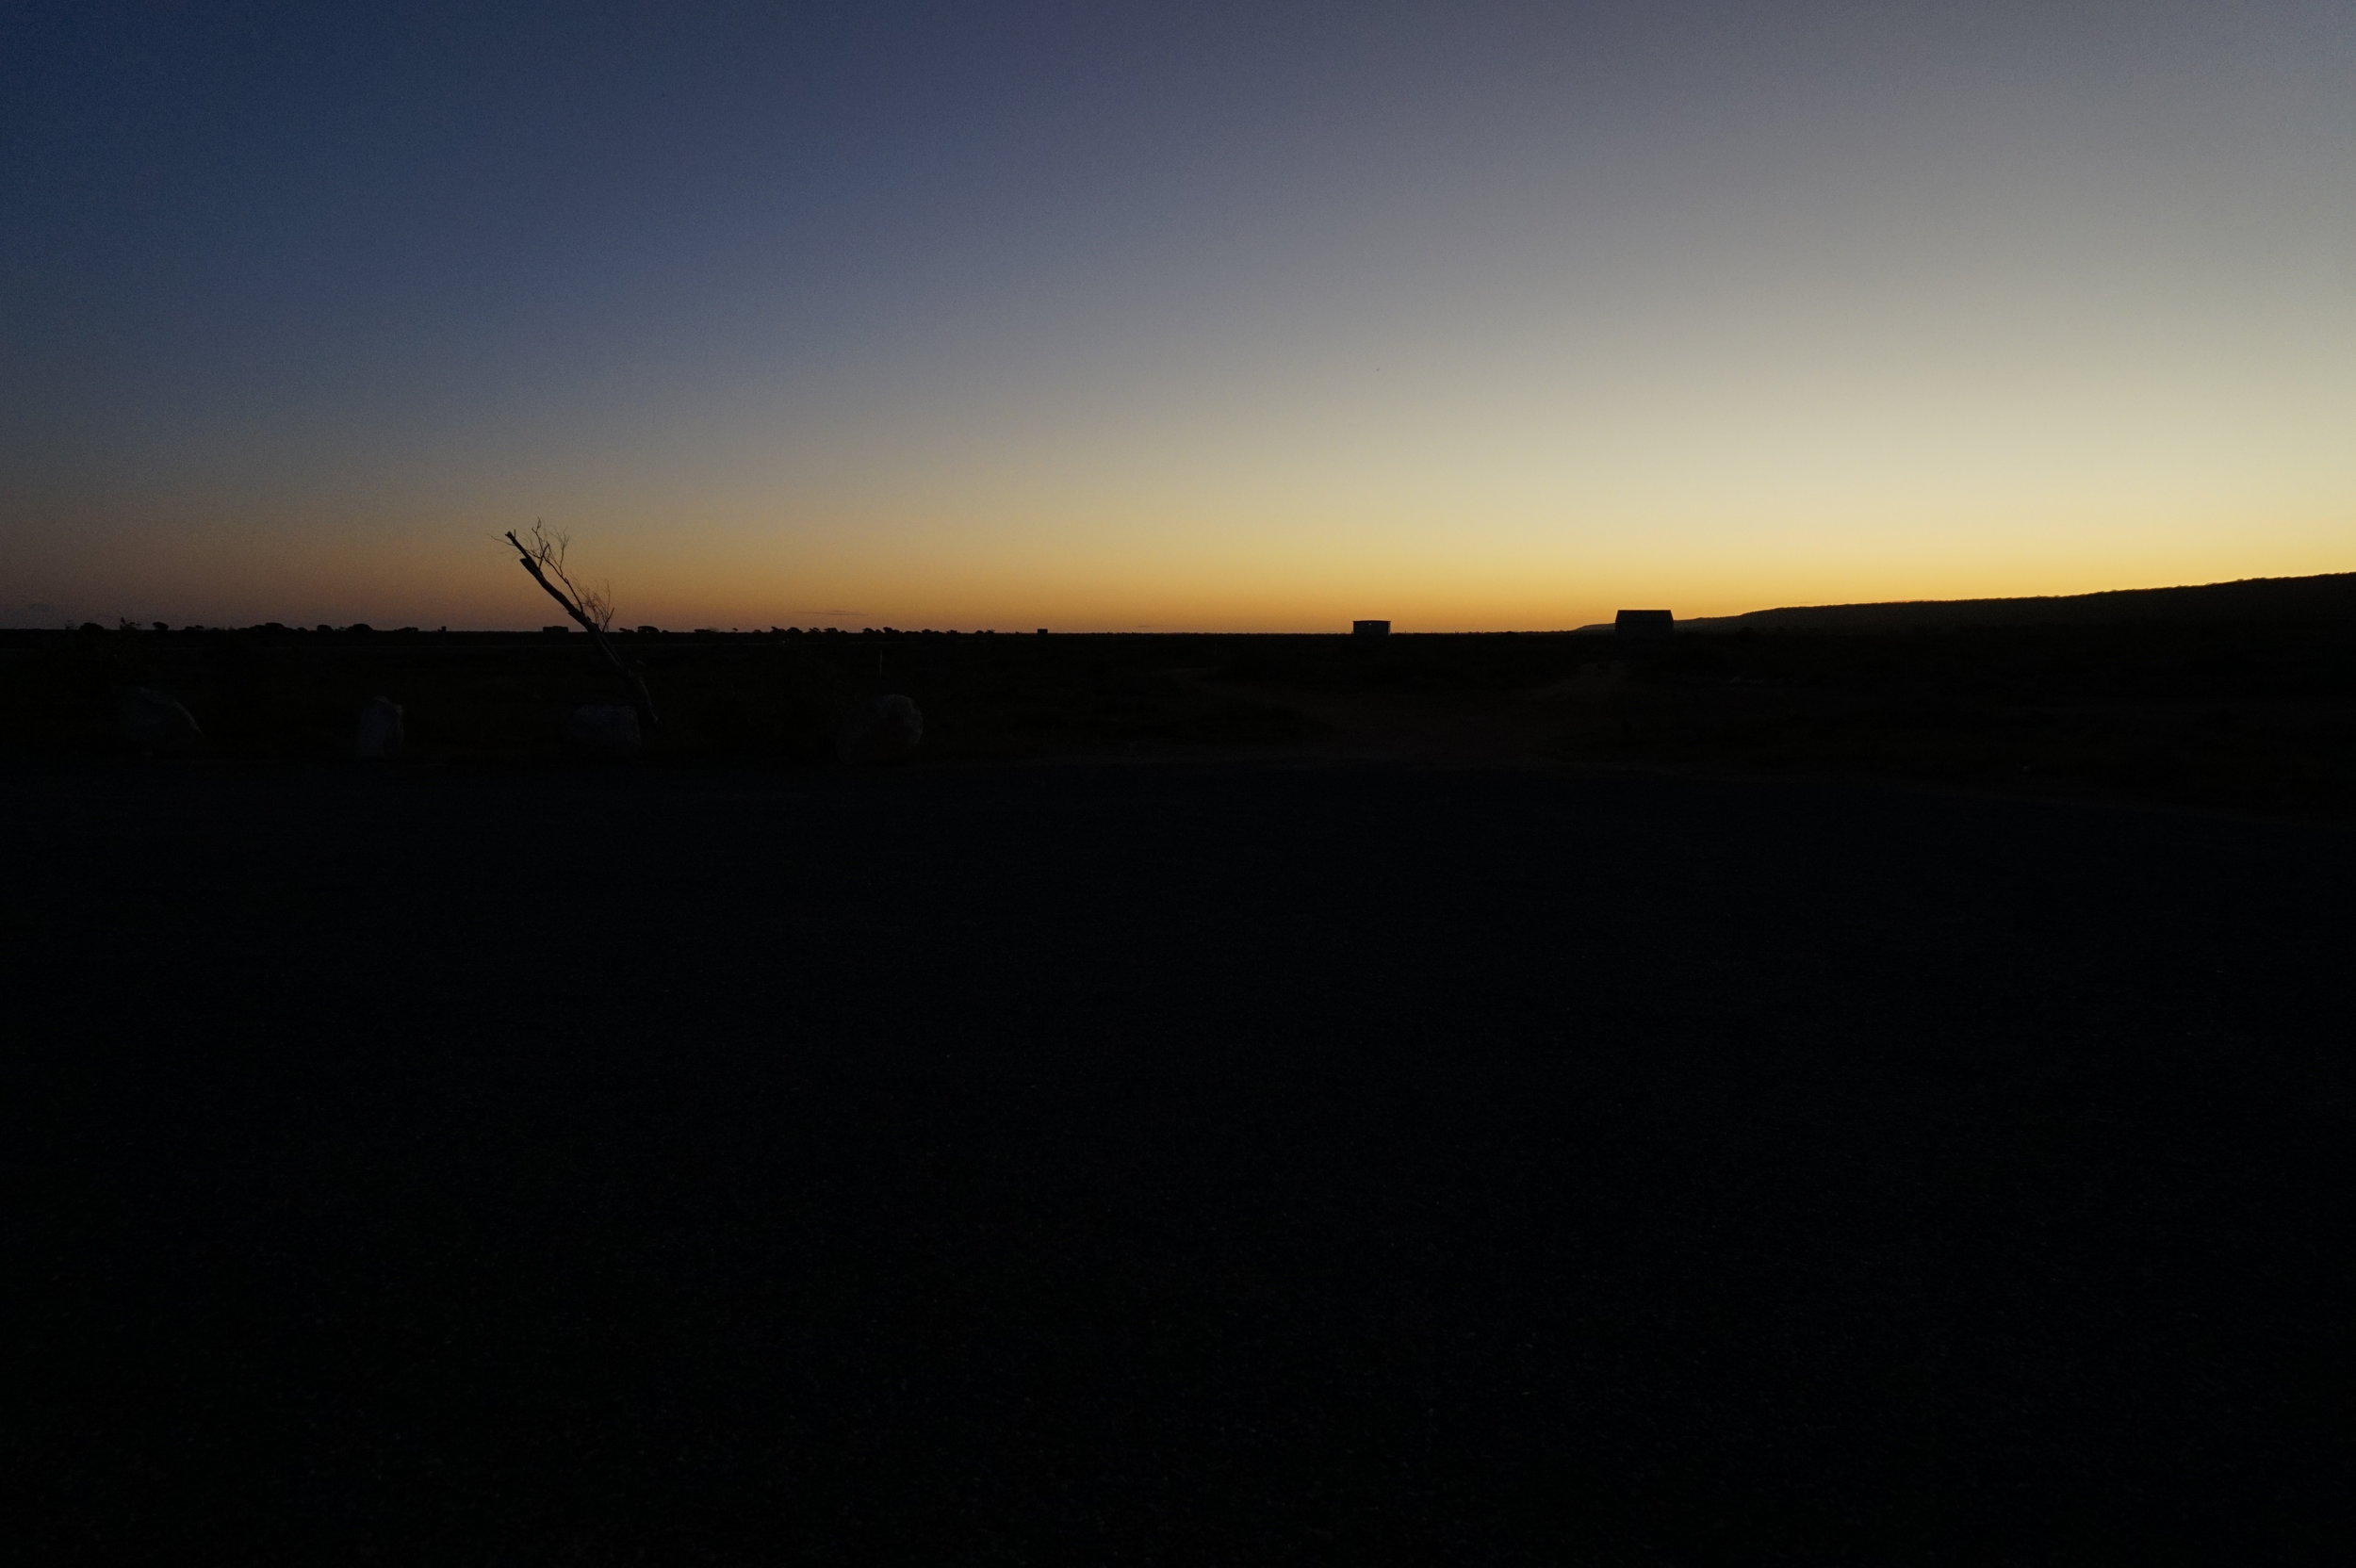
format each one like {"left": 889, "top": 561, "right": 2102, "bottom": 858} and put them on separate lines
{"left": 5, "top": 1, "right": 2352, "bottom": 631}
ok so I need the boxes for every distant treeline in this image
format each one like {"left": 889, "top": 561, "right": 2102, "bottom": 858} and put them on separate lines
{"left": 2, "top": 623, "right": 1056, "bottom": 640}
{"left": 6, "top": 589, "right": 2352, "bottom": 815}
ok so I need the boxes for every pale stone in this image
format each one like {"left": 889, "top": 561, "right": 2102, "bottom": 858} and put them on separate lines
{"left": 565, "top": 704, "right": 642, "bottom": 754}
{"left": 837, "top": 694, "right": 923, "bottom": 764}
{"left": 353, "top": 697, "right": 404, "bottom": 760}
{"left": 116, "top": 688, "right": 202, "bottom": 753}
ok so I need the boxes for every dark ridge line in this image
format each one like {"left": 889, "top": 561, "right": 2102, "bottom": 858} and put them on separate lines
{"left": 1572, "top": 570, "right": 2356, "bottom": 633}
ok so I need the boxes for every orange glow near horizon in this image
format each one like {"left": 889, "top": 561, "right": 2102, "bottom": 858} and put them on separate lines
{"left": 10, "top": 493, "right": 2348, "bottom": 634}
{"left": 6, "top": 4, "right": 2352, "bottom": 632}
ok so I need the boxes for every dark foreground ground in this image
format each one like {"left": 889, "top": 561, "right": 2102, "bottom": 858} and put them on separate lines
{"left": 7, "top": 760, "right": 2352, "bottom": 1561}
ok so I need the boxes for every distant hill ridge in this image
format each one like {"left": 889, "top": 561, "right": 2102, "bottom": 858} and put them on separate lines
{"left": 1575, "top": 571, "right": 2356, "bottom": 633}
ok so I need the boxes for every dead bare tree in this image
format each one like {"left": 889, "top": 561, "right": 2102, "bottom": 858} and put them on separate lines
{"left": 504, "top": 521, "right": 659, "bottom": 728}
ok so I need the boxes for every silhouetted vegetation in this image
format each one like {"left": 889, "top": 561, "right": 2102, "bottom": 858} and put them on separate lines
{"left": 0, "top": 625, "right": 1322, "bottom": 764}
{"left": 5, "top": 588, "right": 2351, "bottom": 815}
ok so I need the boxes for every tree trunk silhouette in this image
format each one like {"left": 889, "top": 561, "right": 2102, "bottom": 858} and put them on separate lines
{"left": 505, "top": 525, "right": 660, "bottom": 730}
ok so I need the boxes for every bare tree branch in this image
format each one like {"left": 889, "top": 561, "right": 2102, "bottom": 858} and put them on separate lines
{"left": 507, "top": 522, "right": 613, "bottom": 630}
{"left": 505, "top": 522, "right": 660, "bottom": 728}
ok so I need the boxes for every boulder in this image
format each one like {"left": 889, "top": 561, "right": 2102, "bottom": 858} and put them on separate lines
{"left": 837, "top": 694, "right": 924, "bottom": 764}
{"left": 352, "top": 697, "right": 404, "bottom": 760}
{"left": 115, "top": 688, "right": 202, "bottom": 753}
{"left": 565, "top": 703, "right": 642, "bottom": 755}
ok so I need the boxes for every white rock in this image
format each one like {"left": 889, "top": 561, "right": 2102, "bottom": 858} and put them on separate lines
{"left": 565, "top": 703, "right": 642, "bottom": 754}
{"left": 116, "top": 687, "right": 202, "bottom": 752}
{"left": 353, "top": 697, "right": 404, "bottom": 760}
{"left": 837, "top": 694, "right": 923, "bottom": 764}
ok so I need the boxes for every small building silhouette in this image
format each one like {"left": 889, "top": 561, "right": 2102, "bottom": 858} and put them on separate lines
{"left": 1352, "top": 619, "right": 1391, "bottom": 638}
{"left": 1614, "top": 610, "right": 1674, "bottom": 639}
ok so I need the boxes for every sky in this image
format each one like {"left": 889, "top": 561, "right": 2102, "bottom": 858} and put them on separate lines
{"left": 4, "top": 0, "right": 2352, "bottom": 631}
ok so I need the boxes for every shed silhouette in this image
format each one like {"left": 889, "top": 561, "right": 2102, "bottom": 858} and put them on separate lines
{"left": 1614, "top": 610, "right": 1674, "bottom": 639}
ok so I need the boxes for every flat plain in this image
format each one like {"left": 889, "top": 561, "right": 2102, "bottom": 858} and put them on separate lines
{"left": 7, "top": 757, "right": 2351, "bottom": 1560}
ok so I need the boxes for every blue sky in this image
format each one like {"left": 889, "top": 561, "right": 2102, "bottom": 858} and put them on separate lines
{"left": 5, "top": 1, "right": 2352, "bottom": 629}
